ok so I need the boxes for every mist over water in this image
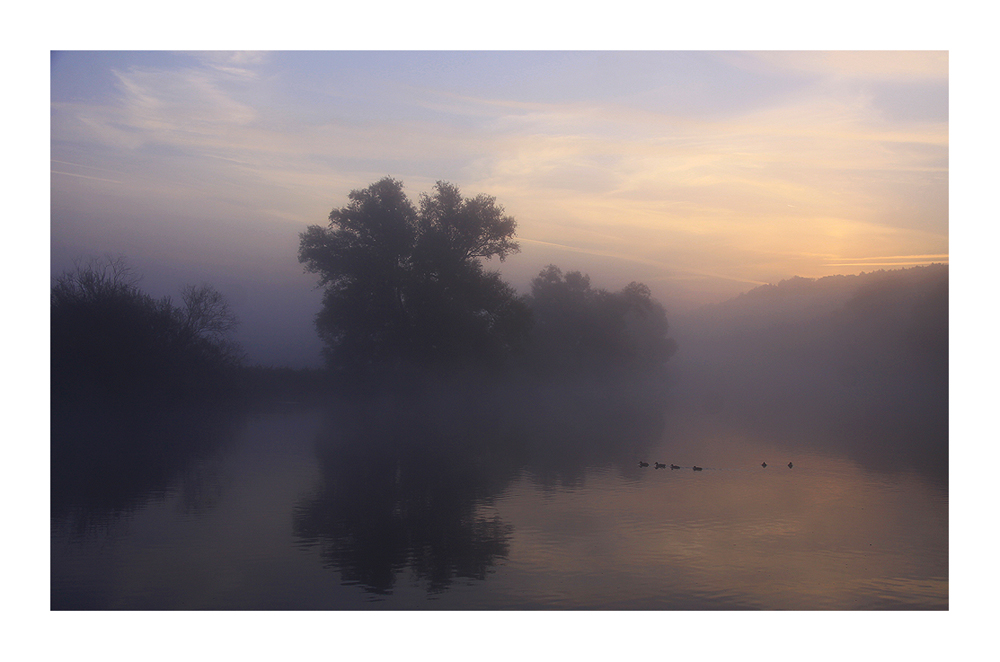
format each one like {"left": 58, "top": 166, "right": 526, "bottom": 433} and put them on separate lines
{"left": 50, "top": 264, "right": 947, "bottom": 610}
{"left": 669, "top": 264, "right": 948, "bottom": 485}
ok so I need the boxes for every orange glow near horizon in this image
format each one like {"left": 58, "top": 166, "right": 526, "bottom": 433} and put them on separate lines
{"left": 50, "top": 51, "right": 948, "bottom": 359}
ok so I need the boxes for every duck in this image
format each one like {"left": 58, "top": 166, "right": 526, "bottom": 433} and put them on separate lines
{"left": 788, "top": 462, "right": 793, "bottom": 469}
{"left": 692, "top": 465, "right": 703, "bottom": 471}
{"left": 639, "top": 461, "right": 649, "bottom": 468}
{"left": 761, "top": 461, "right": 767, "bottom": 468}
{"left": 654, "top": 462, "right": 666, "bottom": 469}
{"left": 670, "top": 464, "right": 681, "bottom": 470}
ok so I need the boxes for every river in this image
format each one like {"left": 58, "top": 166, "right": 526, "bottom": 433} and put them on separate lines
{"left": 51, "top": 382, "right": 947, "bottom": 610}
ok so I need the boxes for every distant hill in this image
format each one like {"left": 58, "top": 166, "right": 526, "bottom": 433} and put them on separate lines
{"left": 667, "top": 264, "right": 948, "bottom": 482}
{"left": 678, "top": 263, "right": 948, "bottom": 344}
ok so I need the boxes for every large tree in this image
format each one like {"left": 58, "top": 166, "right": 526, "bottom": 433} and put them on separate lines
{"left": 299, "top": 178, "right": 530, "bottom": 384}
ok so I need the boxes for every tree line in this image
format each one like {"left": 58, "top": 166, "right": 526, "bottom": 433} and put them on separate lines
{"left": 299, "top": 177, "right": 677, "bottom": 391}
{"left": 50, "top": 178, "right": 677, "bottom": 404}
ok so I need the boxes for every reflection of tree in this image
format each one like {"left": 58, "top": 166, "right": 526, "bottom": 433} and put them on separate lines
{"left": 293, "top": 395, "right": 519, "bottom": 594}
{"left": 51, "top": 399, "right": 242, "bottom": 518}
{"left": 507, "top": 380, "right": 668, "bottom": 487}
{"left": 293, "top": 381, "right": 668, "bottom": 594}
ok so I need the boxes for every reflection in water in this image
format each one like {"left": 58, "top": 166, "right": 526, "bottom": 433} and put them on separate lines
{"left": 292, "top": 379, "right": 668, "bottom": 595}
{"left": 661, "top": 356, "right": 948, "bottom": 490}
{"left": 51, "top": 395, "right": 244, "bottom": 522}
{"left": 50, "top": 377, "right": 946, "bottom": 609}
{"left": 293, "top": 415, "right": 515, "bottom": 594}
{"left": 487, "top": 444, "right": 947, "bottom": 609}
{"left": 50, "top": 406, "right": 329, "bottom": 610}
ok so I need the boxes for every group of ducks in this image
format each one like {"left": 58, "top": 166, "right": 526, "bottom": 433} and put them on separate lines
{"left": 639, "top": 461, "right": 684, "bottom": 470}
{"left": 639, "top": 460, "right": 793, "bottom": 470}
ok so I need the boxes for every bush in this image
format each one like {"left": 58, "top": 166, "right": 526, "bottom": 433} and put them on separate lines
{"left": 51, "top": 256, "right": 244, "bottom": 405}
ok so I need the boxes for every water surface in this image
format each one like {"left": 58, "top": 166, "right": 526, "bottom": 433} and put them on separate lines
{"left": 51, "top": 390, "right": 947, "bottom": 610}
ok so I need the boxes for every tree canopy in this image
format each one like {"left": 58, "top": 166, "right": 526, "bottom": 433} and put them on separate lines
{"left": 299, "top": 178, "right": 530, "bottom": 385}
{"left": 526, "top": 265, "right": 677, "bottom": 378}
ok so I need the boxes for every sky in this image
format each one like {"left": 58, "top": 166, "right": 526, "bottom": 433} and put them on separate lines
{"left": 50, "top": 50, "right": 948, "bottom": 368}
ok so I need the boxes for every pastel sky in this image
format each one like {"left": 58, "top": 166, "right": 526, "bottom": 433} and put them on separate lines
{"left": 50, "top": 51, "right": 948, "bottom": 367}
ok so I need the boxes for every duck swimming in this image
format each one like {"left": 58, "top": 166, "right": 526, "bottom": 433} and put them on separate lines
{"left": 788, "top": 462, "right": 793, "bottom": 468}
{"left": 761, "top": 461, "right": 767, "bottom": 468}
{"left": 639, "top": 461, "right": 649, "bottom": 467}
{"left": 692, "top": 465, "right": 703, "bottom": 471}
{"left": 670, "top": 464, "right": 681, "bottom": 470}
{"left": 654, "top": 462, "right": 666, "bottom": 469}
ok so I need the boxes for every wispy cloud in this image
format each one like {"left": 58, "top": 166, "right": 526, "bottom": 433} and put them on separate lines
{"left": 50, "top": 159, "right": 124, "bottom": 175}
{"left": 825, "top": 261, "right": 949, "bottom": 267}
{"left": 51, "top": 51, "right": 948, "bottom": 312}
{"left": 519, "top": 238, "right": 771, "bottom": 287}
{"left": 51, "top": 170, "right": 124, "bottom": 185}
{"left": 726, "top": 51, "right": 948, "bottom": 83}
{"left": 829, "top": 254, "right": 950, "bottom": 261}
{"left": 824, "top": 253, "right": 949, "bottom": 267}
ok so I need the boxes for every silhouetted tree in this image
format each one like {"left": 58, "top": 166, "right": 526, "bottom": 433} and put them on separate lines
{"left": 181, "top": 283, "right": 239, "bottom": 339}
{"left": 525, "top": 265, "right": 676, "bottom": 378}
{"left": 51, "top": 256, "right": 244, "bottom": 404}
{"left": 299, "top": 178, "right": 530, "bottom": 387}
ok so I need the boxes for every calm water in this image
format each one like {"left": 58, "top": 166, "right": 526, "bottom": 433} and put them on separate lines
{"left": 51, "top": 389, "right": 948, "bottom": 610}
